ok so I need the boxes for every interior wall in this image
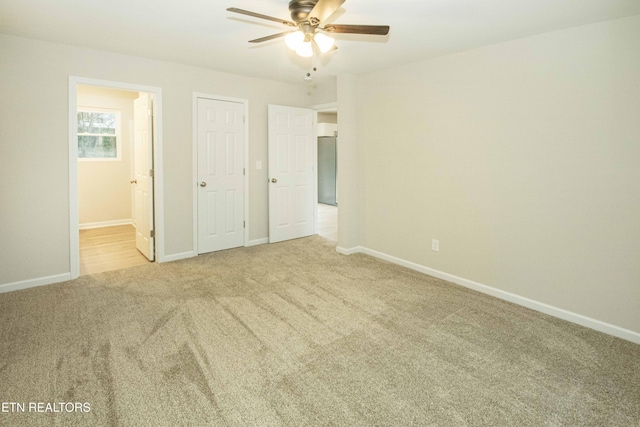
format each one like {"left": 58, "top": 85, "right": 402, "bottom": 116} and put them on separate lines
{"left": 77, "top": 85, "right": 136, "bottom": 226}
{"left": 0, "top": 33, "right": 309, "bottom": 285}
{"left": 336, "top": 74, "right": 362, "bottom": 250}
{"left": 317, "top": 112, "right": 337, "bottom": 124}
{"left": 356, "top": 15, "right": 640, "bottom": 333}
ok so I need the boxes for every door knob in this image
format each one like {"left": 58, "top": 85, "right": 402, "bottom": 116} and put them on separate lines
{"left": 271, "top": 178, "right": 277, "bottom": 183}
{"left": 200, "top": 182, "right": 207, "bottom": 187}
{"left": 130, "top": 179, "right": 137, "bottom": 184}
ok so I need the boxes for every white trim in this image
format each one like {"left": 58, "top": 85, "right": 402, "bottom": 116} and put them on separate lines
{"left": 69, "top": 76, "right": 165, "bottom": 282}
{"left": 69, "top": 81, "right": 80, "bottom": 278}
{"left": 311, "top": 102, "right": 338, "bottom": 113}
{"left": 163, "top": 251, "right": 196, "bottom": 262}
{"left": 192, "top": 93, "right": 249, "bottom": 255}
{"left": 150, "top": 91, "right": 165, "bottom": 263}
{"left": 247, "top": 238, "right": 269, "bottom": 247}
{"left": 0, "top": 273, "right": 71, "bottom": 294}
{"left": 79, "top": 219, "right": 133, "bottom": 230}
{"left": 336, "top": 246, "right": 362, "bottom": 255}
{"left": 192, "top": 95, "right": 198, "bottom": 255}
{"left": 243, "top": 101, "right": 249, "bottom": 248}
{"left": 312, "top": 110, "right": 318, "bottom": 236}
{"left": 340, "top": 245, "right": 640, "bottom": 344}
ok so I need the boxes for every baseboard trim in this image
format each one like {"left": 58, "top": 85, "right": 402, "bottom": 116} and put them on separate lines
{"left": 336, "top": 246, "right": 362, "bottom": 255}
{"left": 163, "top": 251, "right": 196, "bottom": 262}
{"left": 0, "top": 273, "right": 72, "bottom": 294}
{"left": 79, "top": 219, "right": 133, "bottom": 230}
{"left": 3, "top": 246, "right": 636, "bottom": 343}
{"left": 247, "top": 238, "right": 269, "bottom": 247}
{"left": 357, "top": 246, "right": 640, "bottom": 345}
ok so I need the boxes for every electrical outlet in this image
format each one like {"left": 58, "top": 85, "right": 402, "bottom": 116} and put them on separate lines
{"left": 431, "top": 239, "right": 440, "bottom": 252}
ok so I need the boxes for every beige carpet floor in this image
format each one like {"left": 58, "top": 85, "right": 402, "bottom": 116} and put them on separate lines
{"left": 1, "top": 236, "right": 638, "bottom": 426}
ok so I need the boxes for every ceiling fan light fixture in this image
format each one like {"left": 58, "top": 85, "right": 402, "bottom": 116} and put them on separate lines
{"left": 285, "top": 31, "right": 305, "bottom": 50}
{"left": 227, "top": 2, "right": 390, "bottom": 58}
{"left": 313, "top": 32, "right": 335, "bottom": 53}
{"left": 296, "top": 41, "right": 313, "bottom": 57}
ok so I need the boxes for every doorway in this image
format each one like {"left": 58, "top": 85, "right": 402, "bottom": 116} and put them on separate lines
{"left": 69, "top": 77, "right": 164, "bottom": 280}
{"left": 315, "top": 107, "right": 338, "bottom": 242}
{"left": 76, "top": 85, "right": 153, "bottom": 274}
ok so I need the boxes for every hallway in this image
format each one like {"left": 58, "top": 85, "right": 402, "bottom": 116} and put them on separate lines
{"left": 317, "top": 203, "right": 337, "bottom": 241}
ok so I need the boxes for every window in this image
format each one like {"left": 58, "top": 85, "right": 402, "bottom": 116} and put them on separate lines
{"left": 77, "top": 108, "right": 121, "bottom": 160}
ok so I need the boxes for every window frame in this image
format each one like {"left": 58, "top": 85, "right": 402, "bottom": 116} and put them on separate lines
{"left": 77, "top": 106, "right": 122, "bottom": 161}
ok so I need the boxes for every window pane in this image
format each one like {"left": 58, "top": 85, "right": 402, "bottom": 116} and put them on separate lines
{"left": 77, "top": 112, "right": 90, "bottom": 134}
{"left": 78, "top": 135, "right": 117, "bottom": 158}
{"left": 95, "top": 113, "right": 116, "bottom": 134}
{"left": 77, "top": 111, "right": 116, "bottom": 134}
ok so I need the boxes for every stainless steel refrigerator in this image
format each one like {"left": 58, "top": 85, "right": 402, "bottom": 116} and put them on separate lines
{"left": 318, "top": 136, "right": 337, "bottom": 206}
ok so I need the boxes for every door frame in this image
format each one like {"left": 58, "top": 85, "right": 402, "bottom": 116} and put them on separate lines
{"left": 68, "top": 76, "right": 165, "bottom": 279}
{"left": 192, "top": 93, "right": 249, "bottom": 254}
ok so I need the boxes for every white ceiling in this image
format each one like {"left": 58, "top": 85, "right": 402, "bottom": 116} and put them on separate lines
{"left": 2, "top": 0, "right": 639, "bottom": 84}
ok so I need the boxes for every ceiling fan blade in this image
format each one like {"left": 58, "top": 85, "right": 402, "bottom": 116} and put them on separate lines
{"left": 308, "top": 0, "right": 345, "bottom": 24}
{"left": 249, "top": 31, "right": 294, "bottom": 43}
{"left": 227, "top": 7, "right": 296, "bottom": 27}
{"left": 323, "top": 24, "right": 390, "bottom": 35}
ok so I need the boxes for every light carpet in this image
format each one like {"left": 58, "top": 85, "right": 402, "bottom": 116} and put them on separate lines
{"left": 1, "top": 236, "right": 638, "bottom": 426}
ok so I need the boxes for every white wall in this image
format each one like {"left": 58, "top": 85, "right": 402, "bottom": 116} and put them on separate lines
{"left": 337, "top": 74, "right": 362, "bottom": 250}
{"left": 0, "top": 34, "right": 309, "bottom": 285}
{"left": 77, "top": 85, "right": 136, "bottom": 226}
{"left": 355, "top": 15, "right": 640, "bottom": 334}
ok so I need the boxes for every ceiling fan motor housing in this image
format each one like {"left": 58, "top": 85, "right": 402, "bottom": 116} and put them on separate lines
{"left": 289, "top": 0, "right": 318, "bottom": 22}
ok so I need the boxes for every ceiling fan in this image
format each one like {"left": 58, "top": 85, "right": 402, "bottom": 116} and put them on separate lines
{"left": 227, "top": 0, "right": 390, "bottom": 57}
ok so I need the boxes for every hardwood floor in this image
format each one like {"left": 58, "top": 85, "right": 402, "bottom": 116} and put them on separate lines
{"left": 317, "top": 203, "right": 337, "bottom": 241}
{"left": 79, "top": 225, "right": 151, "bottom": 276}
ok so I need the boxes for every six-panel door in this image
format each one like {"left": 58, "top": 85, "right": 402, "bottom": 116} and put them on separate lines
{"left": 197, "top": 98, "right": 245, "bottom": 254}
{"left": 268, "top": 105, "right": 315, "bottom": 243}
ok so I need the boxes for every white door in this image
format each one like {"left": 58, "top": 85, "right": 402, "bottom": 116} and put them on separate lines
{"left": 133, "top": 93, "right": 154, "bottom": 261}
{"left": 197, "top": 98, "right": 245, "bottom": 254}
{"left": 268, "top": 105, "right": 315, "bottom": 243}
